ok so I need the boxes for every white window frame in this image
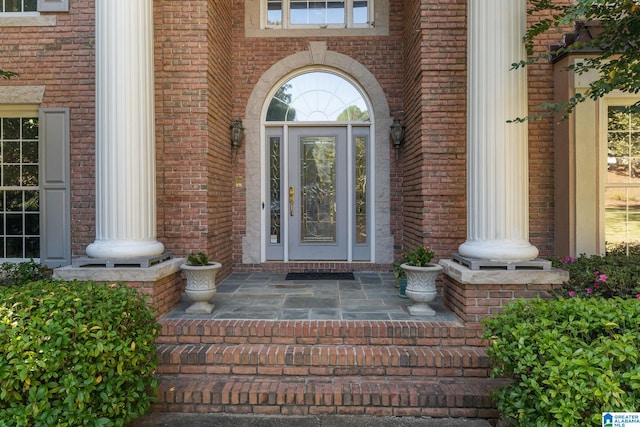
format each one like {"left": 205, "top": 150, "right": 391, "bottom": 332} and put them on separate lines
{"left": 0, "top": 106, "right": 40, "bottom": 261}
{"left": 263, "top": 0, "right": 373, "bottom": 30}
{"left": 0, "top": 0, "right": 68, "bottom": 15}
{"left": 0, "top": 0, "right": 38, "bottom": 15}
{"left": 599, "top": 96, "right": 640, "bottom": 254}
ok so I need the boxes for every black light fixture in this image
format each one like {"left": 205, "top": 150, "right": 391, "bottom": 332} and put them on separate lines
{"left": 230, "top": 119, "right": 245, "bottom": 159}
{"left": 390, "top": 118, "right": 405, "bottom": 162}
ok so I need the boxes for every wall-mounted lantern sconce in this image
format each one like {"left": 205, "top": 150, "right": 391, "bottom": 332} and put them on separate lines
{"left": 390, "top": 118, "right": 405, "bottom": 162}
{"left": 230, "top": 119, "right": 245, "bottom": 160}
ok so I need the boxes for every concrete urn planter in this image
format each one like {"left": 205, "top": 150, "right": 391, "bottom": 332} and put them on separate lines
{"left": 400, "top": 263, "right": 443, "bottom": 316}
{"left": 180, "top": 262, "right": 222, "bottom": 314}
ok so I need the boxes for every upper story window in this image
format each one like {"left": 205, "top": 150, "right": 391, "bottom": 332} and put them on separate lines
{"left": 265, "top": 0, "right": 372, "bottom": 29}
{"left": 1, "top": 0, "right": 37, "bottom": 13}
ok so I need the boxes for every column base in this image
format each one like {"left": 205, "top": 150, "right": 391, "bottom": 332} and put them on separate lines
{"left": 439, "top": 259, "right": 569, "bottom": 324}
{"left": 458, "top": 239, "right": 539, "bottom": 262}
{"left": 452, "top": 253, "right": 551, "bottom": 271}
{"left": 72, "top": 252, "right": 172, "bottom": 268}
{"left": 86, "top": 239, "right": 165, "bottom": 259}
{"left": 54, "top": 258, "right": 184, "bottom": 317}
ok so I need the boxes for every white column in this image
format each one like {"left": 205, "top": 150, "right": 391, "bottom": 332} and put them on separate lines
{"left": 458, "top": 0, "right": 538, "bottom": 261}
{"left": 86, "top": 0, "right": 164, "bottom": 259}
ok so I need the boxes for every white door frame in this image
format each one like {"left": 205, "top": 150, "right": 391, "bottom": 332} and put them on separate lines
{"left": 261, "top": 123, "right": 373, "bottom": 262}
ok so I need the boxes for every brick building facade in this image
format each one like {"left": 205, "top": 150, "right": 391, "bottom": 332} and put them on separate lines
{"left": 0, "top": 0, "right": 620, "bottom": 279}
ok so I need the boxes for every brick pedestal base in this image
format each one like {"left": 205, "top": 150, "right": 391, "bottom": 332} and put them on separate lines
{"left": 439, "top": 259, "right": 569, "bottom": 325}
{"left": 54, "top": 258, "right": 185, "bottom": 317}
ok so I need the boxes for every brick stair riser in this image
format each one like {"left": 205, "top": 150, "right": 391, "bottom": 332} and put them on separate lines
{"left": 151, "top": 374, "right": 507, "bottom": 419}
{"left": 152, "top": 319, "right": 500, "bottom": 420}
{"left": 155, "top": 343, "right": 490, "bottom": 377}
{"left": 158, "top": 319, "right": 485, "bottom": 347}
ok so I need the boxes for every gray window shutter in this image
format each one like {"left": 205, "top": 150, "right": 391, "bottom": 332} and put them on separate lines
{"left": 39, "top": 108, "right": 71, "bottom": 267}
{"left": 37, "top": 0, "right": 69, "bottom": 12}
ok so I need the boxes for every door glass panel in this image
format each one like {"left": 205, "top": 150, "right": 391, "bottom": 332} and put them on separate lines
{"left": 269, "top": 136, "right": 282, "bottom": 244}
{"left": 300, "top": 136, "right": 336, "bottom": 243}
{"left": 355, "top": 136, "right": 367, "bottom": 244}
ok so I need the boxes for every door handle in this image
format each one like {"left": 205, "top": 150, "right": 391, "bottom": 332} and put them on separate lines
{"left": 289, "top": 185, "right": 295, "bottom": 216}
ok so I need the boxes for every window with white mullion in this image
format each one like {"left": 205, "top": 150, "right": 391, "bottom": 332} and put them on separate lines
{"left": 264, "top": 0, "right": 371, "bottom": 29}
{"left": 0, "top": 0, "right": 37, "bottom": 13}
{"left": 0, "top": 115, "right": 40, "bottom": 259}
{"left": 604, "top": 105, "right": 640, "bottom": 254}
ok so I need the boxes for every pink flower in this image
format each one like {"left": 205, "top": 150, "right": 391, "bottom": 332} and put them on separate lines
{"left": 594, "top": 282, "right": 600, "bottom": 289}
{"left": 568, "top": 291, "right": 576, "bottom": 297}
{"left": 561, "top": 256, "right": 576, "bottom": 264}
{"left": 636, "top": 294, "right": 640, "bottom": 300}
{"left": 598, "top": 274, "right": 608, "bottom": 282}
{"left": 586, "top": 288, "right": 593, "bottom": 294}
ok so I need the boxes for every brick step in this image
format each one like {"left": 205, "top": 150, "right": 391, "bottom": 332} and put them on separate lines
{"left": 156, "top": 343, "right": 490, "bottom": 377}
{"left": 158, "top": 319, "right": 483, "bottom": 347}
{"left": 152, "top": 374, "right": 507, "bottom": 419}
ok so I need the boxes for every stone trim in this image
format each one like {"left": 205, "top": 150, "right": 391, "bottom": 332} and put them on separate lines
{"left": 0, "top": 85, "right": 45, "bottom": 105}
{"left": 0, "top": 15, "right": 56, "bottom": 27}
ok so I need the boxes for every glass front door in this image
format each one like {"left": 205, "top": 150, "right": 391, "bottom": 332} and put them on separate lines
{"left": 288, "top": 128, "right": 347, "bottom": 260}
{"left": 265, "top": 125, "right": 370, "bottom": 261}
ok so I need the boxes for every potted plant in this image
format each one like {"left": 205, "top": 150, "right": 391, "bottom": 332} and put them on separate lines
{"left": 400, "top": 245, "right": 442, "bottom": 316}
{"left": 180, "top": 252, "right": 222, "bottom": 314}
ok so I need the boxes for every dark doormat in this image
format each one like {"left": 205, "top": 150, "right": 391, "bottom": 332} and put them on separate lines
{"left": 285, "top": 272, "right": 355, "bottom": 281}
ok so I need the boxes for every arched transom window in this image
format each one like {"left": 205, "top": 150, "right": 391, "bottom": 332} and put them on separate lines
{"left": 266, "top": 71, "right": 370, "bottom": 122}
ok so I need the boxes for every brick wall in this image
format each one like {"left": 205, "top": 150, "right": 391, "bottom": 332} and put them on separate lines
{"left": 1, "top": 2, "right": 235, "bottom": 272}
{"left": 400, "top": 0, "right": 558, "bottom": 261}
{"left": 0, "top": 4, "right": 96, "bottom": 257}
{"left": 527, "top": 9, "right": 571, "bottom": 258}
{"left": 230, "top": 0, "right": 405, "bottom": 269}
{"left": 0, "top": 0, "right": 560, "bottom": 269}
{"left": 401, "top": 0, "right": 467, "bottom": 259}
{"left": 154, "top": 0, "right": 234, "bottom": 277}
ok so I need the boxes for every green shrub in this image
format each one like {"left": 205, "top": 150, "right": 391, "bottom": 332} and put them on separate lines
{"left": 0, "top": 280, "right": 159, "bottom": 427}
{"left": 483, "top": 297, "right": 640, "bottom": 426}
{"left": 0, "top": 259, "right": 51, "bottom": 288}
{"left": 551, "top": 253, "right": 640, "bottom": 299}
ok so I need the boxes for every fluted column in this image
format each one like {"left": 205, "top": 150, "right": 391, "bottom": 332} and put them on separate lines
{"left": 458, "top": 0, "right": 538, "bottom": 261}
{"left": 86, "top": 0, "right": 164, "bottom": 259}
